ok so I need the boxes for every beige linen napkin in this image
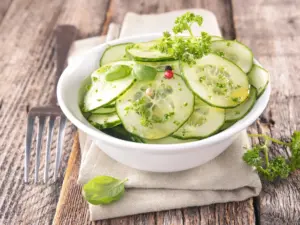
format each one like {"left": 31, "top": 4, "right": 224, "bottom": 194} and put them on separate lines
{"left": 69, "top": 9, "right": 262, "bottom": 221}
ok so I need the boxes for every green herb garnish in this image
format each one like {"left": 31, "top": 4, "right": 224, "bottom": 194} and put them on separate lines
{"left": 83, "top": 176, "right": 128, "bottom": 205}
{"left": 105, "top": 64, "right": 132, "bottom": 81}
{"left": 85, "top": 84, "right": 92, "bottom": 91}
{"left": 157, "top": 12, "right": 212, "bottom": 65}
{"left": 132, "top": 64, "right": 157, "bottom": 81}
{"left": 243, "top": 131, "right": 300, "bottom": 181}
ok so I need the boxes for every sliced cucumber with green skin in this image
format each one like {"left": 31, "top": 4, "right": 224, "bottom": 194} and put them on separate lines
{"left": 173, "top": 98, "right": 225, "bottom": 139}
{"left": 83, "top": 61, "right": 135, "bottom": 112}
{"left": 103, "top": 125, "right": 144, "bottom": 143}
{"left": 219, "top": 121, "right": 236, "bottom": 131}
{"left": 248, "top": 64, "right": 269, "bottom": 97}
{"left": 225, "top": 86, "right": 257, "bottom": 122}
{"left": 138, "top": 60, "right": 181, "bottom": 75}
{"left": 100, "top": 43, "right": 131, "bottom": 66}
{"left": 116, "top": 72, "right": 194, "bottom": 139}
{"left": 211, "top": 40, "right": 253, "bottom": 73}
{"left": 92, "top": 107, "right": 116, "bottom": 114}
{"left": 182, "top": 54, "right": 250, "bottom": 108}
{"left": 88, "top": 113, "right": 121, "bottom": 129}
{"left": 143, "top": 136, "right": 197, "bottom": 144}
{"left": 211, "top": 36, "right": 223, "bottom": 41}
{"left": 126, "top": 41, "right": 174, "bottom": 62}
{"left": 103, "top": 101, "right": 116, "bottom": 108}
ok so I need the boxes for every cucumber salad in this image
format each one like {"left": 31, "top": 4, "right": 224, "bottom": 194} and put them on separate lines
{"left": 80, "top": 12, "right": 269, "bottom": 144}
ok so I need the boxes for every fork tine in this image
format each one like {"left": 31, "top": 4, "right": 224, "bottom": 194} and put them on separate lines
{"left": 24, "top": 115, "right": 35, "bottom": 183}
{"left": 34, "top": 116, "right": 46, "bottom": 183}
{"left": 54, "top": 115, "right": 67, "bottom": 180}
{"left": 44, "top": 115, "right": 56, "bottom": 183}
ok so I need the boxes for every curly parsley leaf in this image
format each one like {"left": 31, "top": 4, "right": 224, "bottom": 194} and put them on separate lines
{"left": 266, "top": 157, "right": 291, "bottom": 180}
{"left": 243, "top": 145, "right": 264, "bottom": 168}
{"left": 172, "top": 12, "right": 203, "bottom": 36}
{"left": 157, "top": 12, "right": 212, "bottom": 65}
{"left": 243, "top": 131, "right": 300, "bottom": 182}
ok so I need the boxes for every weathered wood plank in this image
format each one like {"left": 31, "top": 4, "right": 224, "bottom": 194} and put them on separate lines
{"left": 0, "top": 0, "right": 12, "bottom": 23}
{"left": 232, "top": 0, "right": 300, "bottom": 224}
{"left": 52, "top": 134, "right": 90, "bottom": 225}
{"left": 0, "top": 0, "right": 109, "bottom": 224}
{"left": 102, "top": 0, "right": 235, "bottom": 39}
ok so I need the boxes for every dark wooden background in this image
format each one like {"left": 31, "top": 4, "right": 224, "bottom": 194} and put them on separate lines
{"left": 0, "top": 0, "right": 299, "bottom": 224}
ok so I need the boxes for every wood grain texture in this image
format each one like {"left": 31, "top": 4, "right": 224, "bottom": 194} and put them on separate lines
{"left": 52, "top": 134, "right": 90, "bottom": 225}
{"left": 102, "top": 0, "right": 235, "bottom": 39}
{"left": 232, "top": 0, "right": 300, "bottom": 224}
{"left": 0, "top": 0, "right": 109, "bottom": 224}
{"left": 0, "top": 0, "right": 12, "bottom": 23}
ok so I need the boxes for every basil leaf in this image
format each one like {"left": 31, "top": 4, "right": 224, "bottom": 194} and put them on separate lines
{"left": 105, "top": 65, "right": 132, "bottom": 81}
{"left": 83, "top": 176, "right": 128, "bottom": 205}
{"left": 132, "top": 64, "right": 157, "bottom": 81}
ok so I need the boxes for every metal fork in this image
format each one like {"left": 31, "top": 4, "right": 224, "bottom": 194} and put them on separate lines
{"left": 24, "top": 25, "right": 77, "bottom": 183}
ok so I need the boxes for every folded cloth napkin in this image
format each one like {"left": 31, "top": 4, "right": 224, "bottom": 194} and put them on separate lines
{"left": 69, "top": 9, "right": 262, "bottom": 221}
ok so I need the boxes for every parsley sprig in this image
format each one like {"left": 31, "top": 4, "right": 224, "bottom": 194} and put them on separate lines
{"left": 243, "top": 131, "right": 300, "bottom": 181}
{"left": 157, "top": 12, "right": 212, "bottom": 65}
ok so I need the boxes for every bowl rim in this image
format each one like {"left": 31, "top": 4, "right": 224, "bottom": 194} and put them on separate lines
{"left": 57, "top": 33, "right": 271, "bottom": 153}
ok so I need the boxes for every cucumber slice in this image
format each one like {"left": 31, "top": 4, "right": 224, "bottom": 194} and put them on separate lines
{"left": 225, "top": 86, "right": 257, "bottom": 122}
{"left": 173, "top": 98, "right": 225, "bottom": 139}
{"left": 248, "top": 64, "right": 269, "bottom": 97}
{"left": 116, "top": 72, "right": 194, "bottom": 139}
{"left": 103, "top": 101, "right": 116, "bottom": 108}
{"left": 211, "top": 36, "right": 223, "bottom": 41}
{"left": 182, "top": 54, "right": 250, "bottom": 108}
{"left": 92, "top": 107, "right": 116, "bottom": 114}
{"left": 83, "top": 61, "right": 135, "bottom": 112}
{"left": 88, "top": 113, "right": 121, "bottom": 129}
{"left": 143, "top": 136, "right": 197, "bottom": 144}
{"left": 126, "top": 41, "right": 174, "bottom": 62}
{"left": 100, "top": 43, "right": 131, "bottom": 66}
{"left": 220, "top": 121, "right": 236, "bottom": 131}
{"left": 103, "top": 125, "right": 144, "bottom": 143}
{"left": 138, "top": 60, "right": 181, "bottom": 75}
{"left": 211, "top": 40, "right": 253, "bottom": 73}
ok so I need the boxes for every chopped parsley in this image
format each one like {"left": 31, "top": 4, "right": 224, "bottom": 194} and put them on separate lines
{"left": 243, "top": 131, "right": 300, "bottom": 181}
{"left": 164, "top": 112, "right": 175, "bottom": 120}
{"left": 231, "top": 97, "right": 241, "bottom": 103}
{"left": 85, "top": 84, "right": 92, "bottom": 91}
{"left": 173, "top": 120, "right": 181, "bottom": 126}
{"left": 216, "top": 51, "right": 225, "bottom": 57}
{"left": 156, "top": 12, "right": 212, "bottom": 65}
{"left": 199, "top": 76, "right": 206, "bottom": 83}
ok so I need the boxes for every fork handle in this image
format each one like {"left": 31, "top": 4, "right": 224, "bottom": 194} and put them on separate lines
{"left": 50, "top": 25, "right": 78, "bottom": 105}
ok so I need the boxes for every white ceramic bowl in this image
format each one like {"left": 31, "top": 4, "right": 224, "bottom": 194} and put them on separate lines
{"left": 57, "top": 33, "right": 271, "bottom": 172}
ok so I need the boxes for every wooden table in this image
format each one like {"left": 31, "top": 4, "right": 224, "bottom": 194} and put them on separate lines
{"left": 0, "top": 0, "right": 299, "bottom": 224}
